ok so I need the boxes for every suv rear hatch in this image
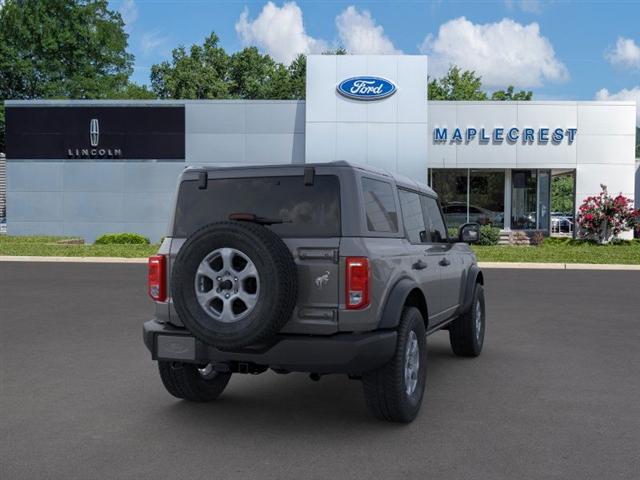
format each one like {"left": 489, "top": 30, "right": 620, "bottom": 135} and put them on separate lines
{"left": 168, "top": 168, "right": 342, "bottom": 334}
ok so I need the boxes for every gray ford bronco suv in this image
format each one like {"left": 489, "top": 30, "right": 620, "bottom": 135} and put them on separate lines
{"left": 143, "top": 161, "right": 485, "bottom": 423}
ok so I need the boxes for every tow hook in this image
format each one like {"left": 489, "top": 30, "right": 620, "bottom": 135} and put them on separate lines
{"left": 309, "top": 373, "right": 322, "bottom": 381}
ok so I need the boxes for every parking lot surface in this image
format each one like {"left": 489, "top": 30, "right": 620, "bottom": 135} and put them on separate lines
{"left": 1, "top": 263, "right": 639, "bottom": 480}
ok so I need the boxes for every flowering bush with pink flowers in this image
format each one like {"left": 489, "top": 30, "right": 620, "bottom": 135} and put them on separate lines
{"left": 577, "top": 185, "right": 639, "bottom": 244}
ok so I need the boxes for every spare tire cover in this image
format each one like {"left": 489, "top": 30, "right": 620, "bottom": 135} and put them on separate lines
{"left": 171, "top": 221, "right": 298, "bottom": 350}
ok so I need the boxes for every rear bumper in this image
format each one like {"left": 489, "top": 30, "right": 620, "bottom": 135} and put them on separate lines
{"left": 143, "top": 319, "right": 397, "bottom": 374}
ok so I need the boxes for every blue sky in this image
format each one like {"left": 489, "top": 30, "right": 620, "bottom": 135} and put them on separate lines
{"left": 113, "top": 0, "right": 640, "bottom": 121}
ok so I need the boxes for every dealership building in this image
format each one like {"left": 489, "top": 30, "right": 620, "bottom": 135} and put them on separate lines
{"left": 3, "top": 55, "right": 638, "bottom": 242}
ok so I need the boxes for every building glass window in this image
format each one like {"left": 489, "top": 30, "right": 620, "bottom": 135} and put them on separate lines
{"left": 430, "top": 169, "right": 505, "bottom": 229}
{"left": 361, "top": 177, "right": 398, "bottom": 233}
{"left": 537, "top": 170, "right": 551, "bottom": 232}
{"left": 430, "top": 169, "right": 468, "bottom": 227}
{"left": 421, "top": 196, "right": 448, "bottom": 243}
{"left": 469, "top": 170, "right": 505, "bottom": 228}
{"left": 398, "top": 189, "right": 427, "bottom": 243}
{"left": 511, "top": 170, "right": 537, "bottom": 229}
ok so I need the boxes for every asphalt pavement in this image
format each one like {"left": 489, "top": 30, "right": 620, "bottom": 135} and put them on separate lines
{"left": 1, "top": 262, "right": 639, "bottom": 480}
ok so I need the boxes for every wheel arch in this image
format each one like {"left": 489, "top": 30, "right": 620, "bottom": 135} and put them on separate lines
{"left": 458, "top": 265, "right": 484, "bottom": 315}
{"left": 378, "top": 278, "right": 429, "bottom": 331}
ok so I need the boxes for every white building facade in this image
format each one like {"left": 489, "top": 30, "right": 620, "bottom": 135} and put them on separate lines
{"left": 3, "top": 54, "right": 637, "bottom": 241}
{"left": 304, "top": 55, "right": 637, "bottom": 238}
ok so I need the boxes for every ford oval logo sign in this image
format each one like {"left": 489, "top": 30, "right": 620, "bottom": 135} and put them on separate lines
{"left": 337, "top": 76, "right": 397, "bottom": 101}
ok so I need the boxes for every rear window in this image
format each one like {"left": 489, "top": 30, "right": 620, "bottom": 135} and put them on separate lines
{"left": 173, "top": 175, "right": 341, "bottom": 238}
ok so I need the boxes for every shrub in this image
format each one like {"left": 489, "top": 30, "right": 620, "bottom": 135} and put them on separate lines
{"left": 478, "top": 226, "right": 501, "bottom": 246}
{"left": 543, "top": 236, "right": 571, "bottom": 246}
{"left": 509, "top": 231, "right": 529, "bottom": 246}
{"left": 447, "top": 225, "right": 500, "bottom": 245}
{"left": 530, "top": 231, "right": 545, "bottom": 246}
{"left": 94, "top": 233, "right": 150, "bottom": 245}
{"left": 577, "top": 185, "right": 639, "bottom": 244}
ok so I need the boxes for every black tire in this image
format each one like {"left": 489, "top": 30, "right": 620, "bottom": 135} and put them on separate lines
{"left": 158, "top": 361, "right": 231, "bottom": 402}
{"left": 172, "top": 221, "right": 298, "bottom": 350}
{"left": 362, "top": 307, "right": 427, "bottom": 423}
{"left": 449, "top": 283, "right": 485, "bottom": 357}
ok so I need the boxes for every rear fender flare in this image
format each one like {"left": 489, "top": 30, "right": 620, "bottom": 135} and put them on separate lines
{"left": 458, "top": 265, "right": 484, "bottom": 314}
{"left": 377, "top": 278, "right": 427, "bottom": 330}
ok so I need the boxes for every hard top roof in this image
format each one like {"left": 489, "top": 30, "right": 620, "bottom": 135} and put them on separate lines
{"left": 187, "top": 161, "right": 436, "bottom": 197}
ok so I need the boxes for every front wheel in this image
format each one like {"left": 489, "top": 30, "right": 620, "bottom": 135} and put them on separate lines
{"left": 362, "top": 307, "right": 427, "bottom": 423}
{"left": 158, "top": 361, "right": 231, "bottom": 402}
{"left": 449, "top": 283, "right": 485, "bottom": 357}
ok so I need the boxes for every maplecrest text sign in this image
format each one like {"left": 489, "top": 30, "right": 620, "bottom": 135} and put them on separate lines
{"left": 433, "top": 127, "right": 577, "bottom": 144}
{"left": 337, "top": 77, "right": 397, "bottom": 100}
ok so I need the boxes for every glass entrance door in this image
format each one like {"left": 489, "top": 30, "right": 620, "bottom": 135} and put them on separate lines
{"left": 511, "top": 170, "right": 537, "bottom": 229}
{"left": 510, "top": 170, "right": 551, "bottom": 230}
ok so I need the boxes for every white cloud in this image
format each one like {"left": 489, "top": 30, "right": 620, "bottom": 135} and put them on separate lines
{"left": 140, "top": 30, "right": 167, "bottom": 56}
{"left": 420, "top": 17, "right": 568, "bottom": 89}
{"left": 235, "top": 1, "right": 327, "bottom": 64}
{"left": 504, "top": 0, "right": 542, "bottom": 14}
{"left": 605, "top": 37, "right": 640, "bottom": 70}
{"left": 119, "top": 0, "right": 138, "bottom": 33}
{"left": 335, "top": 6, "right": 401, "bottom": 55}
{"left": 595, "top": 87, "right": 640, "bottom": 124}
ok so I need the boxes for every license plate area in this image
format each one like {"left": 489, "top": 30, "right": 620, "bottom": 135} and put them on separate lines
{"left": 156, "top": 335, "right": 196, "bottom": 361}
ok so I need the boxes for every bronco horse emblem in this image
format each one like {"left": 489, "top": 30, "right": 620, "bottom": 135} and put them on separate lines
{"left": 315, "top": 271, "right": 330, "bottom": 289}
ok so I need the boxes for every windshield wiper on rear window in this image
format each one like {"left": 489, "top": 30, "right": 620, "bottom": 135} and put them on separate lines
{"left": 228, "top": 213, "right": 290, "bottom": 226}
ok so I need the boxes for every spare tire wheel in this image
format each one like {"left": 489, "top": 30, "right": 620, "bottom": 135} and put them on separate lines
{"left": 171, "top": 221, "right": 298, "bottom": 350}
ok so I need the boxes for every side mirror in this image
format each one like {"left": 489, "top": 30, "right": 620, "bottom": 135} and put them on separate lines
{"left": 459, "top": 222, "right": 481, "bottom": 243}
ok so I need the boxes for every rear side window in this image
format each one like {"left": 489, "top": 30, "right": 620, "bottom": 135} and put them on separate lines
{"left": 420, "top": 196, "right": 448, "bottom": 243}
{"left": 398, "top": 189, "right": 427, "bottom": 243}
{"left": 362, "top": 178, "right": 398, "bottom": 233}
{"left": 173, "top": 175, "right": 340, "bottom": 238}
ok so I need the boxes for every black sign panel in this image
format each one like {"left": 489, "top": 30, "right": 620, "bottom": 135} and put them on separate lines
{"left": 6, "top": 106, "right": 185, "bottom": 160}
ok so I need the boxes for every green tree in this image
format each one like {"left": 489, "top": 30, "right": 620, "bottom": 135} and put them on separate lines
{"left": 110, "top": 83, "right": 156, "bottom": 100}
{"left": 0, "top": 0, "right": 137, "bottom": 151}
{"left": 228, "top": 47, "right": 287, "bottom": 99}
{"left": 150, "top": 33, "right": 230, "bottom": 99}
{"left": 288, "top": 54, "right": 307, "bottom": 100}
{"left": 150, "top": 33, "right": 309, "bottom": 100}
{"left": 491, "top": 86, "right": 533, "bottom": 101}
{"left": 428, "top": 67, "right": 488, "bottom": 101}
{"left": 0, "top": 107, "right": 4, "bottom": 154}
{"left": 428, "top": 66, "right": 533, "bottom": 102}
{"left": 0, "top": 0, "right": 133, "bottom": 99}
{"left": 551, "top": 174, "right": 575, "bottom": 213}
{"left": 323, "top": 47, "right": 347, "bottom": 55}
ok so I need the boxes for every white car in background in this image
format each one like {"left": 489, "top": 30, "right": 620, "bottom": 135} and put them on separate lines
{"left": 551, "top": 212, "right": 574, "bottom": 233}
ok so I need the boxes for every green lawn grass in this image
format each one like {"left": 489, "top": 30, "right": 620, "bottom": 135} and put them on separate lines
{"left": 0, "top": 235, "right": 158, "bottom": 258}
{"left": 473, "top": 242, "right": 640, "bottom": 264}
{"left": 2, "top": 235, "right": 639, "bottom": 264}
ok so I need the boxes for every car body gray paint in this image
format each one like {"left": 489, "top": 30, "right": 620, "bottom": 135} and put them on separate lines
{"left": 155, "top": 161, "right": 480, "bottom": 337}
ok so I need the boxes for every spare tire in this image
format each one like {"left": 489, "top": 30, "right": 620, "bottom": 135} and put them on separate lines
{"left": 171, "top": 221, "right": 298, "bottom": 350}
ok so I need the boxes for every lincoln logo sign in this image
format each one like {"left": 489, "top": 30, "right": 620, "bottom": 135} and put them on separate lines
{"left": 67, "top": 118, "right": 122, "bottom": 158}
{"left": 337, "top": 77, "right": 397, "bottom": 100}
{"left": 89, "top": 118, "right": 99, "bottom": 147}
{"left": 433, "top": 127, "right": 578, "bottom": 145}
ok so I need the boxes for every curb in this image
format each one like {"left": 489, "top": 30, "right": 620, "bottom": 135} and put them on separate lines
{"left": 0, "top": 256, "right": 638, "bottom": 270}
{"left": 478, "top": 262, "right": 640, "bottom": 270}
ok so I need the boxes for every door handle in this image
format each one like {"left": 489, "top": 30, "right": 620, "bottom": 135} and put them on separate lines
{"left": 439, "top": 257, "right": 451, "bottom": 267}
{"left": 412, "top": 260, "right": 428, "bottom": 270}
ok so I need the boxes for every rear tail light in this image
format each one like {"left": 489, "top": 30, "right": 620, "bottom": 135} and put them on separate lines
{"left": 346, "top": 257, "right": 369, "bottom": 310}
{"left": 148, "top": 255, "right": 167, "bottom": 302}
